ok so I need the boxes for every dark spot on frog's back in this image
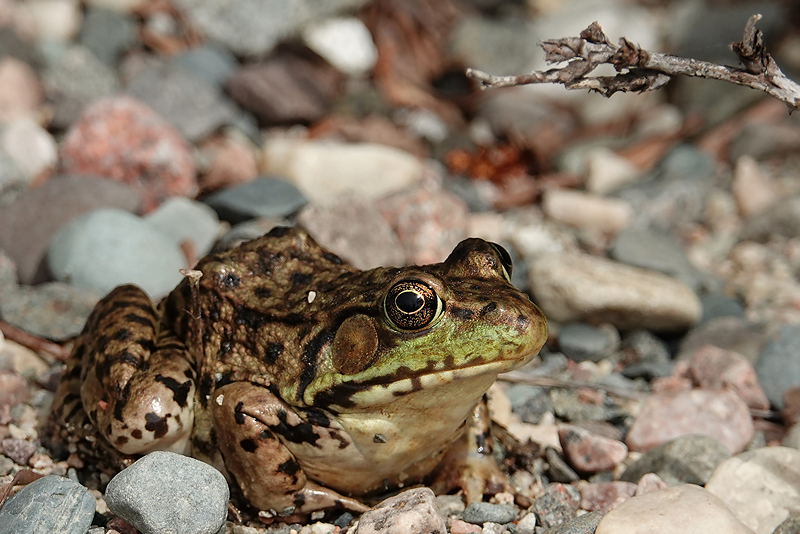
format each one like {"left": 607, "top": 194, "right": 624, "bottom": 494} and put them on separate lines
{"left": 291, "top": 271, "right": 313, "bottom": 286}
{"left": 125, "top": 313, "right": 153, "bottom": 327}
{"left": 240, "top": 438, "right": 258, "bottom": 453}
{"left": 234, "top": 305, "right": 267, "bottom": 329}
{"left": 113, "top": 328, "right": 131, "bottom": 341}
{"left": 480, "top": 302, "right": 497, "bottom": 315}
{"left": 323, "top": 251, "right": 342, "bottom": 265}
{"left": 144, "top": 412, "right": 169, "bottom": 439}
{"left": 516, "top": 314, "right": 530, "bottom": 329}
{"left": 253, "top": 286, "right": 271, "bottom": 299}
{"left": 220, "top": 272, "right": 241, "bottom": 288}
{"left": 264, "top": 342, "right": 284, "bottom": 364}
{"left": 267, "top": 226, "right": 291, "bottom": 238}
{"left": 131, "top": 429, "right": 143, "bottom": 439}
{"left": 450, "top": 306, "right": 474, "bottom": 320}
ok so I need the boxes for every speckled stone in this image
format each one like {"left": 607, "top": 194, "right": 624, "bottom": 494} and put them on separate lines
{"left": 620, "top": 434, "right": 731, "bottom": 486}
{"left": 0, "top": 475, "right": 95, "bottom": 534}
{"left": 355, "top": 487, "right": 446, "bottom": 534}
{"left": 0, "top": 282, "right": 101, "bottom": 340}
{"left": 60, "top": 95, "right": 196, "bottom": 212}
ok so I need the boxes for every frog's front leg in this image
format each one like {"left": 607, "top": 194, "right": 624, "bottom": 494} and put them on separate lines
{"left": 430, "top": 395, "right": 513, "bottom": 503}
{"left": 212, "top": 382, "right": 369, "bottom": 517}
{"left": 54, "top": 285, "right": 196, "bottom": 456}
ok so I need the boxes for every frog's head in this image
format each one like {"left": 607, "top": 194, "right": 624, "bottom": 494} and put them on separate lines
{"left": 302, "top": 238, "right": 548, "bottom": 411}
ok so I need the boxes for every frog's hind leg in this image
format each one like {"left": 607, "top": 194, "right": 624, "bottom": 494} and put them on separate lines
{"left": 212, "top": 382, "right": 369, "bottom": 517}
{"left": 55, "top": 284, "right": 196, "bottom": 457}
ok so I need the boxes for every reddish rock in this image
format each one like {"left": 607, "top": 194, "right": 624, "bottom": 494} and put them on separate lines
{"left": 0, "top": 57, "right": 42, "bottom": 122}
{"left": 60, "top": 96, "right": 197, "bottom": 211}
{"left": 580, "top": 481, "right": 637, "bottom": 512}
{"left": 449, "top": 519, "right": 481, "bottom": 534}
{"left": 0, "top": 370, "right": 29, "bottom": 408}
{"left": 688, "top": 344, "right": 769, "bottom": 410}
{"left": 377, "top": 184, "right": 469, "bottom": 265}
{"left": 635, "top": 473, "right": 669, "bottom": 496}
{"left": 625, "top": 389, "right": 754, "bottom": 454}
{"left": 783, "top": 385, "right": 800, "bottom": 425}
{"left": 558, "top": 424, "right": 628, "bottom": 473}
{"left": 2, "top": 437, "right": 36, "bottom": 465}
{"left": 198, "top": 137, "right": 258, "bottom": 193}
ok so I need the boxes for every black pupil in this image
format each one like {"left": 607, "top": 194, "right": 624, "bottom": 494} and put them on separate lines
{"left": 396, "top": 291, "right": 424, "bottom": 313}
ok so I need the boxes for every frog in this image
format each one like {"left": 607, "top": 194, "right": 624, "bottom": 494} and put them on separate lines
{"left": 52, "top": 226, "right": 547, "bottom": 518}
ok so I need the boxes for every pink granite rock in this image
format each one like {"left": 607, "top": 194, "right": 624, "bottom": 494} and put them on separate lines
{"left": 558, "top": 423, "right": 628, "bottom": 473}
{"left": 688, "top": 344, "right": 770, "bottom": 410}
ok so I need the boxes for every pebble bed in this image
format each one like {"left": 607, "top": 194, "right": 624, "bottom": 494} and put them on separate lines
{"left": 1, "top": 0, "right": 800, "bottom": 534}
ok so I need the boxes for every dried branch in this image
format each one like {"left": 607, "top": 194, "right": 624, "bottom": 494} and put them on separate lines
{"left": 467, "top": 14, "right": 800, "bottom": 111}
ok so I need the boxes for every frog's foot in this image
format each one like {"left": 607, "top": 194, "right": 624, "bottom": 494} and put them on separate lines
{"left": 212, "top": 382, "right": 369, "bottom": 518}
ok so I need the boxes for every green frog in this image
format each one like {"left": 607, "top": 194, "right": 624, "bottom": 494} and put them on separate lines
{"left": 53, "top": 226, "right": 547, "bottom": 518}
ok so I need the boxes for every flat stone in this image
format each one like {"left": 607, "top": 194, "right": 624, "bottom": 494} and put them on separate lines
{"left": 699, "top": 293, "right": 745, "bottom": 324}
{"left": 625, "top": 389, "right": 754, "bottom": 454}
{"left": 595, "top": 484, "right": 755, "bottom": 534}
{"left": 732, "top": 155, "right": 779, "bottom": 218}
{"left": 706, "top": 447, "right": 800, "bottom": 534}
{"left": 0, "top": 475, "right": 95, "bottom": 534}
{"left": 677, "top": 316, "right": 765, "bottom": 363}
{"left": 0, "top": 174, "right": 141, "bottom": 285}
{"left": 297, "top": 192, "right": 405, "bottom": 270}
{"left": 355, "top": 487, "right": 445, "bottom": 534}
{"left": 203, "top": 176, "right": 306, "bottom": 224}
{"left": 173, "top": 44, "right": 238, "bottom": 88}
{"left": 47, "top": 208, "right": 186, "bottom": 298}
{"left": 302, "top": 16, "right": 377, "bottom": 77}
{"left": 105, "top": 451, "right": 229, "bottom": 534}
{"left": 0, "top": 282, "right": 101, "bottom": 340}
{"left": 462, "top": 502, "right": 516, "bottom": 525}
{"left": 773, "top": 517, "right": 800, "bottom": 534}
{"left": 16, "top": 0, "right": 82, "bottom": 42}
{"left": 530, "top": 483, "right": 580, "bottom": 530}
{"left": 60, "top": 95, "right": 196, "bottom": 212}
{"left": 558, "top": 424, "right": 628, "bottom": 474}
{"left": 529, "top": 253, "right": 701, "bottom": 332}
{"left": 0, "top": 117, "right": 57, "bottom": 180}
{"left": 755, "top": 324, "right": 800, "bottom": 409}
{"left": 620, "top": 434, "right": 731, "bottom": 486}
{"left": 377, "top": 185, "right": 469, "bottom": 265}
{"left": 261, "top": 138, "right": 424, "bottom": 203}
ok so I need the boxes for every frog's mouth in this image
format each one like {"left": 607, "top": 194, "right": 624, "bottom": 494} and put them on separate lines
{"left": 309, "top": 350, "right": 540, "bottom": 410}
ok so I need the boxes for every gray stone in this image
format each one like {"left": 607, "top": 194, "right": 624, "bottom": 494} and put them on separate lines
{"left": 623, "top": 330, "right": 671, "bottom": 364}
{"left": 621, "top": 361, "right": 674, "bottom": 381}
{"left": 173, "top": 44, "right": 238, "bottom": 87}
{"left": 729, "top": 123, "right": 800, "bottom": 163}
{"left": 41, "top": 44, "right": 119, "bottom": 129}
{"left": 546, "top": 447, "right": 580, "bottom": 483}
{"left": 0, "top": 174, "right": 141, "bottom": 285}
{"left": 356, "top": 487, "right": 445, "bottom": 534}
{"left": 0, "top": 282, "right": 101, "bottom": 340}
{"left": 558, "top": 323, "right": 619, "bottom": 363}
{"left": 620, "top": 434, "right": 731, "bottom": 486}
{"left": 505, "top": 383, "right": 553, "bottom": 424}
{"left": 144, "top": 197, "right": 221, "bottom": 258}
{"left": 449, "top": 15, "right": 538, "bottom": 76}
{"left": 0, "top": 152, "right": 26, "bottom": 204}
{"left": 203, "top": 176, "right": 307, "bottom": 224}
{"left": 676, "top": 316, "right": 765, "bottom": 363}
{"left": 700, "top": 293, "right": 746, "bottom": 324}
{"left": 79, "top": 7, "right": 137, "bottom": 66}
{"left": 176, "top": 0, "right": 369, "bottom": 57}
{"left": 611, "top": 227, "right": 711, "bottom": 291}
{"left": 613, "top": 146, "right": 716, "bottom": 231}
{"left": 530, "top": 483, "right": 580, "bottom": 530}
{"left": 0, "top": 27, "right": 39, "bottom": 67}
{"left": 542, "top": 511, "right": 604, "bottom": 534}
{"left": 462, "top": 502, "right": 517, "bottom": 525}
{"left": 0, "top": 475, "right": 95, "bottom": 534}
{"left": 47, "top": 208, "right": 186, "bottom": 299}
{"left": 297, "top": 192, "right": 406, "bottom": 270}
{"left": 773, "top": 516, "right": 800, "bottom": 534}
{"left": 105, "top": 451, "right": 229, "bottom": 534}
{"left": 755, "top": 324, "right": 800, "bottom": 409}
{"left": 214, "top": 218, "right": 288, "bottom": 251}
{"left": 550, "top": 388, "right": 623, "bottom": 423}
{"left": 125, "top": 61, "right": 239, "bottom": 142}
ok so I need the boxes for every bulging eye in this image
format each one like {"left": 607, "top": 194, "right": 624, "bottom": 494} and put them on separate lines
{"left": 490, "top": 242, "right": 513, "bottom": 282}
{"left": 384, "top": 280, "right": 444, "bottom": 331}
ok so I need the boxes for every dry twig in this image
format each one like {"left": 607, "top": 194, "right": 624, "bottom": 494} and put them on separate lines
{"left": 467, "top": 14, "right": 800, "bottom": 111}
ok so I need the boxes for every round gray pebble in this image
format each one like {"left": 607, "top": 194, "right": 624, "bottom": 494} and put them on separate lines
{"left": 144, "top": 197, "right": 221, "bottom": 258}
{"left": 755, "top": 324, "right": 800, "bottom": 409}
{"left": 462, "top": 502, "right": 516, "bottom": 525}
{"left": 557, "top": 322, "right": 619, "bottom": 362}
{"left": 0, "top": 475, "right": 95, "bottom": 534}
{"left": 47, "top": 208, "right": 186, "bottom": 299}
{"left": 105, "top": 451, "right": 229, "bottom": 534}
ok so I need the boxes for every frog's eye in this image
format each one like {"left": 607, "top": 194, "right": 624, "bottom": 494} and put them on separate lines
{"left": 489, "top": 242, "right": 513, "bottom": 282}
{"left": 384, "top": 280, "right": 444, "bottom": 331}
